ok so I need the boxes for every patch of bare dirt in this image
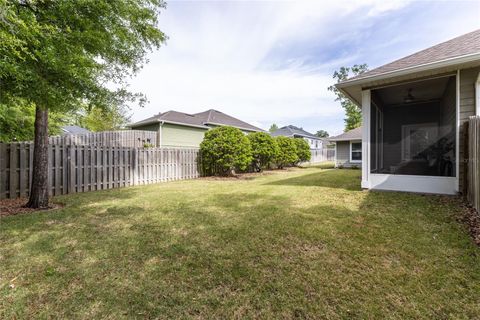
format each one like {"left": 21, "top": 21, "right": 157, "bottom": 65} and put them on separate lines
{"left": 0, "top": 198, "right": 63, "bottom": 217}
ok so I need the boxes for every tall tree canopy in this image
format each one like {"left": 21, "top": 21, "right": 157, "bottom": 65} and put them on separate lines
{"left": 0, "top": 0, "right": 166, "bottom": 207}
{"left": 0, "top": 103, "right": 130, "bottom": 142}
{"left": 0, "top": 99, "right": 67, "bottom": 142}
{"left": 328, "top": 64, "right": 368, "bottom": 131}
{"left": 269, "top": 123, "right": 279, "bottom": 133}
{"left": 315, "top": 130, "right": 329, "bottom": 138}
{"left": 74, "top": 105, "right": 131, "bottom": 132}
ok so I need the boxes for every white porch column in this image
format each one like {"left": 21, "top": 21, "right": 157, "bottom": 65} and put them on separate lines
{"left": 361, "top": 90, "right": 371, "bottom": 189}
{"left": 476, "top": 72, "right": 480, "bottom": 115}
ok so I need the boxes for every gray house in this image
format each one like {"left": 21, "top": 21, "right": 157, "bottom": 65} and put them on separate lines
{"left": 129, "top": 109, "right": 263, "bottom": 147}
{"left": 329, "top": 127, "right": 362, "bottom": 168}
{"left": 336, "top": 29, "right": 480, "bottom": 195}
{"left": 271, "top": 125, "right": 325, "bottom": 149}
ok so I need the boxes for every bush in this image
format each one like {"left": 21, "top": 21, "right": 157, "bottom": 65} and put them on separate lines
{"left": 294, "top": 138, "right": 311, "bottom": 163}
{"left": 247, "top": 132, "right": 279, "bottom": 170}
{"left": 200, "top": 126, "right": 253, "bottom": 176}
{"left": 274, "top": 136, "right": 298, "bottom": 169}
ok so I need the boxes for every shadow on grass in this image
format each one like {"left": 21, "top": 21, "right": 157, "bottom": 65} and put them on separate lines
{"left": 264, "top": 169, "right": 361, "bottom": 191}
{"left": 1, "top": 170, "right": 480, "bottom": 318}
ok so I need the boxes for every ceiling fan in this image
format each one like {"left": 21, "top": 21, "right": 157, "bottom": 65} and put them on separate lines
{"left": 404, "top": 88, "right": 415, "bottom": 103}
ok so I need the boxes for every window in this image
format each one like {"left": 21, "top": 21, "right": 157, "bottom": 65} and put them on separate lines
{"left": 350, "top": 141, "right": 362, "bottom": 162}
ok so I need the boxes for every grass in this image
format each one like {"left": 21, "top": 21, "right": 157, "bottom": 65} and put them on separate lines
{"left": 1, "top": 166, "right": 479, "bottom": 319}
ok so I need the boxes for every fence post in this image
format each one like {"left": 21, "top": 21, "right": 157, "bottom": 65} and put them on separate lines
{"left": 463, "top": 121, "right": 469, "bottom": 198}
{"left": 132, "top": 147, "right": 138, "bottom": 186}
{"left": 0, "top": 143, "right": 6, "bottom": 199}
{"left": 68, "top": 145, "right": 76, "bottom": 194}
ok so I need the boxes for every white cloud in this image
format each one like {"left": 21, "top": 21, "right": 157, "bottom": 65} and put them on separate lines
{"left": 127, "top": 0, "right": 479, "bottom": 135}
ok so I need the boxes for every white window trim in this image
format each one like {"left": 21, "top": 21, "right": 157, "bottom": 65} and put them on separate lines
{"left": 350, "top": 140, "right": 362, "bottom": 163}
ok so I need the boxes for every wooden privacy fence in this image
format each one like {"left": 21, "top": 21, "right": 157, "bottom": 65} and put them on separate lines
{"left": 467, "top": 116, "right": 480, "bottom": 212}
{"left": 47, "top": 130, "right": 157, "bottom": 147}
{"left": 309, "top": 148, "right": 335, "bottom": 163}
{"left": 0, "top": 143, "right": 200, "bottom": 199}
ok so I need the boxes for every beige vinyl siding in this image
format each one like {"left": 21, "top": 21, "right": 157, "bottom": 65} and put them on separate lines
{"left": 161, "top": 123, "right": 207, "bottom": 147}
{"left": 336, "top": 141, "right": 361, "bottom": 168}
{"left": 459, "top": 66, "right": 480, "bottom": 190}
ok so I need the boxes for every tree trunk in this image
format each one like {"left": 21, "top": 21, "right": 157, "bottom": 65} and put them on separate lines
{"left": 26, "top": 106, "right": 49, "bottom": 209}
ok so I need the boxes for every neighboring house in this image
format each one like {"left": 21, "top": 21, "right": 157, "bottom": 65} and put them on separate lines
{"left": 329, "top": 127, "right": 362, "bottom": 168}
{"left": 129, "top": 109, "right": 264, "bottom": 147}
{"left": 271, "top": 125, "right": 325, "bottom": 149}
{"left": 336, "top": 29, "right": 480, "bottom": 195}
{"left": 61, "top": 125, "right": 91, "bottom": 135}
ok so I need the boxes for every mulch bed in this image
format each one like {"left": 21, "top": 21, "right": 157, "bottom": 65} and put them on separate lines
{"left": 0, "top": 198, "right": 63, "bottom": 217}
{"left": 199, "top": 170, "right": 279, "bottom": 181}
{"left": 456, "top": 199, "right": 480, "bottom": 246}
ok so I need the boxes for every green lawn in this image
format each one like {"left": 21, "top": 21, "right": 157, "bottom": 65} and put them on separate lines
{"left": 1, "top": 166, "right": 480, "bottom": 319}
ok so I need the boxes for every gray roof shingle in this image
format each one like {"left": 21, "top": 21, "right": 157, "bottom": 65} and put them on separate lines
{"left": 271, "top": 125, "right": 318, "bottom": 139}
{"left": 193, "top": 109, "right": 263, "bottom": 131}
{"left": 329, "top": 127, "right": 362, "bottom": 141}
{"left": 130, "top": 109, "right": 263, "bottom": 132}
{"left": 349, "top": 29, "right": 480, "bottom": 81}
{"left": 61, "top": 125, "right": 91, "bottom": 135}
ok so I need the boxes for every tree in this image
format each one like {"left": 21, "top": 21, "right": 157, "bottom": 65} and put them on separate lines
{"left": 200, "top": 126, "right": 253, "bottom": 176}
{"left": 0, "top": 99, "right": 70, "bottom": 143}
{"left": 274, "top": 136, "right": 298, "bottom": 169}
{"left": 247, "top": 132, "right": 279, "bottom": 170}
{"left": 0, "top": 0, "right": 166, "bottom": 208}
{"left": 328, "top": 64, "right": 369, "bottom": 131}
{"left": 76, "top": 105, "right": 131, "bottom": 132}
{"left": 315, "top": 130, "right": 329, "bottom": 138}
{"left": 294, "top": 138, "right": 311, "bottom": 164}
{"left": 269, "top": 123, "right": 279, "bottom": 133}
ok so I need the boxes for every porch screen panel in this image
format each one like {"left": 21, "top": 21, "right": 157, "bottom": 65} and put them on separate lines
{"left": 370, "top": 76, "right": 456, "bottom": 177}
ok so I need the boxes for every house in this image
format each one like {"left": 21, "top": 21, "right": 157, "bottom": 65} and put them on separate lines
{"left": 129, "top": 109, "right": 264, "bottom": 147}
{"left": 271, "top": 125, "right": 325, "bottom": 149}
{"left": 61, "top": 125, "right": 91, "bottom": 135}
{"left": 336, "top": 29, "right": 480, "bottom": 195}
{"left": 329, "top": 127, "right": 362, "bottom": 168}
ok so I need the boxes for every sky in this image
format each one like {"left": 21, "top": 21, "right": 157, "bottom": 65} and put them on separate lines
{"left": 127, "top": 0, "right": 480, "bottom": 136}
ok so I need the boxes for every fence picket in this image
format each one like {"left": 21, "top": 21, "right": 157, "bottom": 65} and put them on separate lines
{"left": 9, "top": 144, "right": 18, "bottom": 198}
{"left": 0, "top": 144, "right": 7, "bottom": 199}
{"left": 19, "top": 143, "right": 27, "bottom": 197}
{"left": 54, "top": 145, "right": 61, "bottom": 196}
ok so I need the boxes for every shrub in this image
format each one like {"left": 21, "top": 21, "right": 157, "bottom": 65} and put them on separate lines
{"left": 274, "top": 136, "right": 298, "bottom": 169}
{"left": 247, "top": 132, "right": 279, "bottom": 170}
{"left": 294, "top": 138, "right": 311, "bottom": 163}
{"left": 200, "top": 126, "right": 253, "bottom": 176}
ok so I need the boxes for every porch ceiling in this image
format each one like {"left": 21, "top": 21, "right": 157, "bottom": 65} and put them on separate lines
{"left": 374, "top": 76, "right": 451, "bottom": 106}
{"left": 337, "top": 59, "right": 480, "bottom": 107}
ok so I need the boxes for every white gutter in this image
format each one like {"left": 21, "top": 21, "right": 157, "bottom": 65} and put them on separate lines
{"left": 329, "top": 138, "right": 362, "bottom": 142}
{"left": 336, "top": 52, "right": 480, "bottom": 88}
